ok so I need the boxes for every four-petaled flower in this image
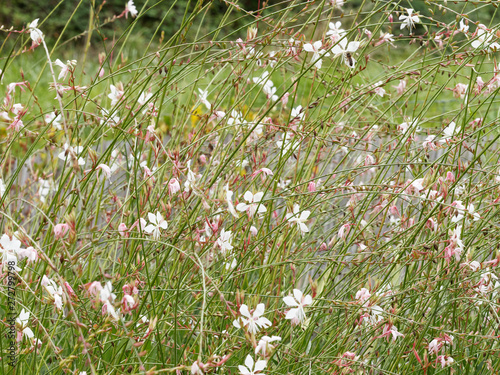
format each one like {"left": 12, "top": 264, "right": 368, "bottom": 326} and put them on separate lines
{"left": 400, "top": 9, "right": 420, "bottom": 33}
{"left": 216, "top": 229, "right": 234, "bottom": 255}
{"left": 144, "top": 211, "right": 168, "bottom": 239}
{"left": 331, "top": 38, "right": 360, "bottom": 68}
{"left": 233, "top": 303, "right": 272, "bottom": 334}
{"left": 303, "top": 41, "right": 330, "bottom": 69}
{"left": 286, "top": 204, "right": 310, "bottom": 234}
{"left": 238, "top": 354, "right": 267, "bottom": 375}
{"left": 236, "top": 191, "right": 267, "bottom": 217}
{"left": 283, "top": 289, "right": 313, "bottom": 325}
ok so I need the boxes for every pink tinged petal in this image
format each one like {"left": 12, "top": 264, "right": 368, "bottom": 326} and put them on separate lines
{"left": 258, "top": 317, "right": 272, "bottom": 328}
{"left": 159, "top": 221, "right": 168, "bottom": 229}
{"left": 254, "top": 360, "right": 267, "bottom": 372}
{"left": 299, "top": 223, "right": 309, "bottom": 233}
{"left": 243, "top": 191, "right": 254, "bottom": 202}
{"left": 293, "top": 289, "right": 303, "bottom": 302}
{"left": 240, "top": 304, "right": 251, "bottom": 319}
{"left": 346, "top": 41, "right": 360, "bottom": 52}
{"left": 303, "top": 295, "right": 313, "bottom": 305}
{"left": 236, "top": 203, "right": 249, "bottom": 212}
{"left": 285, "top": 308, "right": 298, "bottom": 319}
{"left": 156, "top": 212, "right": 164, "bottom": 223}
{"left": 238, "top": 366, "right": 251, "bottom": 375}
{"left": 303, "top": 43, "right": 314, "bottom": 52}
{"left": 23, "top": 327, "right": 34, "bottom": 339}
{"left": 144, "top": 224, "right": 156, "bottom": 233}
{"left": 253, "top": 192, "right": 264, "bottom": 202}
{"left": 244, "top": 355, "right": 254, "bottom": 370}
{"left": 254, "top": 303, "right": 265, "bottom": 317}
{"left": 147, "top": 212, "right": 157, "bottom": 224}
{"left": 283, "top": 296, "right": 298, "bottom": 306}
{"left": 313, "top": 40, "right": 322, "bottom": 50}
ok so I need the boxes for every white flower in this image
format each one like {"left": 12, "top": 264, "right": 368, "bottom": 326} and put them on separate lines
{"left": 197, "top": 88, "right": 211, "bottom": 110}
{"left": 144, "top": 212, "right": 168, "bottom": 239}
{"left": 108, "top": 84, "right": 124, "bottom": 106}
{"left": 41, "top": 275, "right": 63, "bottom": 310}
{"left": 364, "top": 305, "right": 384, "bottom": 325}
{"left": 58, "top": 143, "right": 85, "bottom": 166}
{"left": 238, "top": 355, "right": 267, "bottom": 375}
{"left": 103, "top": 300, "right": 119, "bottom": 320}
{"left": 373, "top": 81, "right": 386, "bottom": 97}
{"left": 184, "top": 160, "right": 199, "bottom": 192}
{"left": 283, "top": 289, "right": 313, "bottom": 325}
{"left": 27, "top": 19, "right": 44, "bottom": 45}
{"left": 276, "top": 132, "right": 298, "bottom": 154}
{"left": 16, "top": 309, "right": 35, "bottom": 339}
{"left": 428, "top": 339, "right": 440, "bottom": 354}
{"left": 438, "top": 355, "right": 454, "bottom": 368}
{"left": 422, "top": 135, "right": 438, "bottom": 150}
{"left": 471, "top": 25, "right": 500, "bottom": 51}
{"left": 439, "top": 121, "right": 459, "bottom": 144}
{"left": 225, "top": 257, "right": 237, "bottom": 270}
{"left": 191, "top": 360, "right": 203, "bottom": 375}
{"left": 0, "top": 233, "right": 23, "bottom": 271}
{"left": 216, "top": 229, "right": 234, "bottom": 255}
{"left": 411, "top": 178, "right": 425, "bottom": 192}
{"left": 236, "top": 191, "right": 267, "bottom": 217}
{"left": 100, "top": 108, "right": 121, "bottom": 127}
{"left": 380, "top": 31, "right": 395, "bottom": 44}
{"left": 399, "top": 9, "right": 420, "bottom": 32}
{"left": 45, "top": 112, "right": 63, "bottom": 130}
{"left": 286, "top": 204, "right": 310, "bottom": 234}
{"left": 227, "top": 110, "right": 244, "bottom": 126}
{"left": 125, "top": 0, "right": 138, "bottom": 18}
{"left": 54, "top": 59, "right": 76, "bottom": 80}
{"left": 255, "top": 336, "right": 281, "bottom": 356}
{"left": 458, "top": 19, "right": 469, "bottom": 33}
{"left": 138, "top": 91, "right": 153, "bottom": 106}
{"left": 303, "top": 41, "right": 330, "bottom": 69}
{"left": 252, "top": 71, "right": 273, "bottom": 87}
{"left": 233, "top": 304, "right": 272, "bottom": 334}
{"left": 99, "top": 281, "right": 117, "bottom": 303}
{"left": 355, "top": 287, "right": 371, "bottom": 303}
{"left": 326, "top": 21, "right": 346, "bottom": 41}
{"left": 331, "top": 37, "right": 360, "bottom": 69}
{"left": 291, "top": 105, "right": 304, "bottom": 120}
{"left": 224, "top": 185, "right": 239, "bottom": 218}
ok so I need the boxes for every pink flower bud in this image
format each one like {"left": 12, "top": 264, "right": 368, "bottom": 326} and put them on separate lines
{"left": 319, "top": 242, "right": 327, "bottom": 251}
{"left": 446, "top": 171, "right": 455, "bottom": 183}
{"left": 54, "top": 223, "right": 70, "bottom": 239}
{"left": 145, "top": 125, "right": 156, "bottom": 142}
{"left": 388, "top": 14, "right": 393, "bottom": 22}
{"left": 64, "top": 281, "right": 77, "bottom": 300}
{"left": 168, "top": 178, "right": 181, "bottom": 195}
{"left": 97, "top": 164, "right": 112, "bottom": 179}
{"left": 199, "top": 155, "right": 207, "bottom": 164}
{"left": 87, "top": 281, "right": 103, "bottom": 297}
{"left": 389, "top": 206, "right": 400, "bottom": 216}
{"left": 118, "top": 223, "right": 128, "bottom": 237}
{"left": 281, "top": 92, "right": 290, "bottom": 107}
{"left": 250, "top": 226, "right": 258, "bottom": 236}
{"left": 308, "top": 181, "right": 317, "bottom": 192}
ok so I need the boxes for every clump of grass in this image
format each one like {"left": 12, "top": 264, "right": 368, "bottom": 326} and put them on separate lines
{"left": 1, "top": 1, "right": 500, "bottom": 374}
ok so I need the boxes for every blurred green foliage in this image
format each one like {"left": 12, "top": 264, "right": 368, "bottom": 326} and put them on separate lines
{"left": 1, "top": 0, "right": 499, "bottom": 48}
{"left": 0, "top": 0, "right": 267, "bottom": 44}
